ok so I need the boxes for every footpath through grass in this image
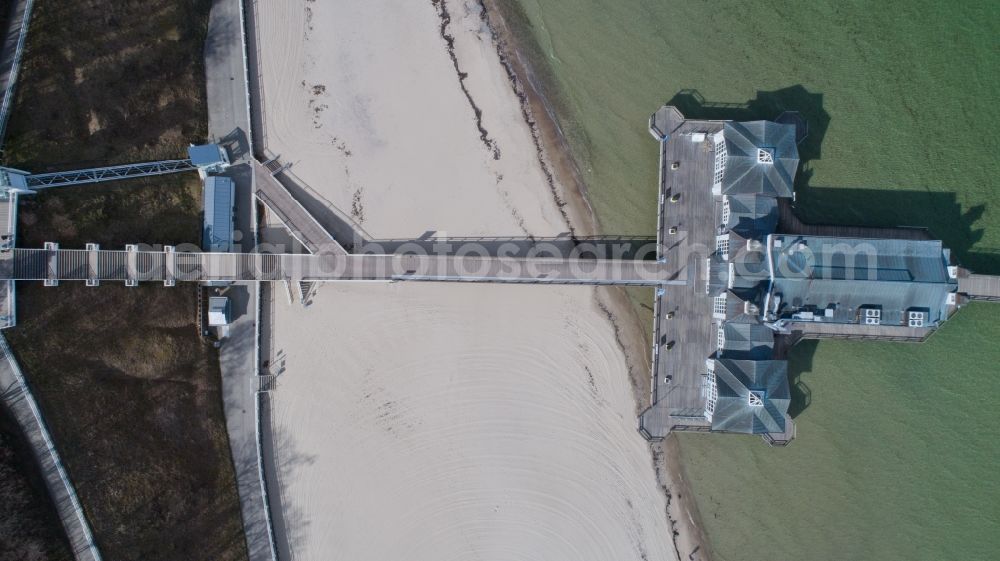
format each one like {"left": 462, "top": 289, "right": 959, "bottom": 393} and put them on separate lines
{"left": 2, "top": 1, "right": 248, "bottom": 560}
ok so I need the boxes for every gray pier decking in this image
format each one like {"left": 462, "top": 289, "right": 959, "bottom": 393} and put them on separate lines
{"left": 641, "top": 108, "right": 722, "bottom": 437}
{"left": 0, "top": 247, "right": 685, "bottom": 286}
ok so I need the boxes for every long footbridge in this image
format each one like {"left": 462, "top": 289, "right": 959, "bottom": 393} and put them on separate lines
{"left": 1, "top": 246, "right": 682, "bottom": 286}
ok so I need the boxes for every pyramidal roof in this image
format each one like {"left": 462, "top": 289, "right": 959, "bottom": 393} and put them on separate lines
{"left": 711, "top": 359, "right": 790, "bottom": 434}
{"left": 721, "top": 121, "right": 799, "bottom": 198}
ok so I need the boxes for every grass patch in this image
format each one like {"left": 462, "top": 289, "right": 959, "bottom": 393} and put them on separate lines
{"left": 16, "top": 173, "right": 202, "bottom": 249}
{"left": 2, "top": 0, "right": 247, "bottom": 559}
{"left": 0, "top": 409, "right": 73, "bottom": 561}
{"left": 6, "top": 283, "right": 246, "bottom": 561}
{"left": 2, "top": 0, "right": 211, "bottom": 170}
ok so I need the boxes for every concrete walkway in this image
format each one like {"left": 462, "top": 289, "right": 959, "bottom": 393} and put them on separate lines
{"left": 0, "top": 335, "right": 102, "bottom": 561}
{"left": 205, "top": 1, "right": 277, "bottom": 560}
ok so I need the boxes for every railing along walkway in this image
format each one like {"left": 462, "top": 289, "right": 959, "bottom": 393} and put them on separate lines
{"left": 2, "top": 247, "right": 684, "bottom": 286}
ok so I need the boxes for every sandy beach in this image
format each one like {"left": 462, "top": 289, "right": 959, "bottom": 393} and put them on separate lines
{"left": 256, "top": 0, "right": 689, "bottom": 559}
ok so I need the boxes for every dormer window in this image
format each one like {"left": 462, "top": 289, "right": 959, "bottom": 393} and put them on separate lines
{"left": 757, "top": 148, "right": 774, "bottom": 164}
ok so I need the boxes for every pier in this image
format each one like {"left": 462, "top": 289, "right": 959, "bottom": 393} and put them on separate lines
{"left": 638, "top": 105, "right": 995, "bottom": 445}
{"left": 0, "top": 247, "right": 683, "bottom": 286}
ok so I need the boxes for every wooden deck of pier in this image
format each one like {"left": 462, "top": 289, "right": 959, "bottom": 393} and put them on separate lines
{"left": 252, "top": 160, "right": 347, "bottom": 255}
{"left": 958, "top": 272, "right": 1000, "bottom": 301}
{"left": 640, "top": 109, "right": 721, "bottom": 438}
{"left": 796, "top": 322, "right": 932, "bottom": 342}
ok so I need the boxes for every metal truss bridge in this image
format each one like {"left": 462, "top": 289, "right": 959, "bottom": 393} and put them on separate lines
{"left": 23, "top": 159, "right": 197, "bottom": 189}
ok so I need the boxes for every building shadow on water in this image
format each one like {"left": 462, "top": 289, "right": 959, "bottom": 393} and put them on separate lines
{"left": 664, "top": 85, "right": 830, "bottom": 163}
{"left": 664, "top": 86, "right": 999, "bottom": 273}
{"left": 785, "top": 339, "right": 817, "bottom": 419}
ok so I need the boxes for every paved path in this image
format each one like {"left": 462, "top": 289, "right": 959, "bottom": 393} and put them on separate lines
{"left": 0, "top": 335, "right": 102, "bottom": 561}
{"left": 205, "top": 1, "right": 276, "bottom": 560}
{"left": 253, "top": 161, "right": 347, "bottom": 255}
{"left": 0, "top": 0, "right": 31, "bottom": 143}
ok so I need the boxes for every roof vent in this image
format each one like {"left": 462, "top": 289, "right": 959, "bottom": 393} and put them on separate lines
{"left": 748, "top": 390, "right": 765, "bottom": 407}
{"left": 757, "top": 148, "right": 774, "bottom": 164}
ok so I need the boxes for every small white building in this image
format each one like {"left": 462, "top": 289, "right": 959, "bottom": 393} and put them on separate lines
{"left": 207, "top": 296, "right": 231, "bottom": 326}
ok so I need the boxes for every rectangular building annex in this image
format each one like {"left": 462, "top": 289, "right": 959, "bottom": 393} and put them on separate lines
{"left": 203, "top": 176, "right": 235, "bottom": 253}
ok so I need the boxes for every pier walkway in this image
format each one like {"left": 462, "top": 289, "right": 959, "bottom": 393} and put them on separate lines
{"left": 0, "top": 192, "right": 15, "bottom": 328}
{"left": 958, "top": 272, "right": 1000, "bottom": 301}
{"left": 1, "top": 247, "right": 683, "bottom": 286}
{"left": 252, "top": 160, "right": 347, "bottom": 255}
{"left": 641, "top": 108, "right": 722, "bottom": 438}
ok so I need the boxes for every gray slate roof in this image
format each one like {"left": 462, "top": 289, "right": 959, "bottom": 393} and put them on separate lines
{"left": 712, "top": 359, "right": 789, "bottom": 434}
{"left": 726, "top": 194, "right": 779, "bottom": 239}
{"left": 725, "top": 289, "right": 764, "bottom": 323}
{"left": 722, "top": 121, "right": 798, "bottom": 198}
{"left": 721, "top": 322, "right": 775, "bottom": 360}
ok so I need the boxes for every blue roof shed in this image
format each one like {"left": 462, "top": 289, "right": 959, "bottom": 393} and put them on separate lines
{"left": 203, "top": 176, "right": 235, "bottom": 253}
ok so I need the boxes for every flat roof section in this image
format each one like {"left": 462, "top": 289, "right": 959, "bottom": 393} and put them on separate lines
{"left": 765, "top": 235, "right": 957, "bottom": 326}
{"left": 189, "top": 144, "right": 228, "bottom": 168}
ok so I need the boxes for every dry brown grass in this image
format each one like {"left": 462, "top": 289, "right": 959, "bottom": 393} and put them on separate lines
{"left": 1, "top": 0, "right": 248, "bottom": 559}
{"left": 0, "top": 411, "right": 73, "bottom": 561}
{"left": 2, "top": 0, "right": 211, "bottom": 170}
{"left": 6, "top": 283, "right": 246, "bottom": 561}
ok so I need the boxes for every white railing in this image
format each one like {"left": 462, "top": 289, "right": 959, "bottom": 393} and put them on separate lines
{"left": 240, "top": 1, "right": 277, "bottom": 559}
{"left": 0, "top": 334, "right": 103, "bottom": 561}
{"left": 238, "top": 0, "right": 254, "bottom": 154}
{"left": 254, "top": 390, "right": 277, "bottom": 561}
{"left": 0, "top": 0, "right": 36, "bottom": 144}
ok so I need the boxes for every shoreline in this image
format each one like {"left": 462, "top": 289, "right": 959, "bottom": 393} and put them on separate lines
{"left": 255, "top": 0, "right": 684, "bottom": 558}
{"left": 479, "top": 1, "right": 713, "bottom": 559}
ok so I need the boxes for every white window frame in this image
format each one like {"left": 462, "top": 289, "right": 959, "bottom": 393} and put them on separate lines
{"left": 713, "top": 294, "right": 727, "bottom": 318}
{"left": 712, "top": 132, "right": 727, "bottom": 189}
{"left": 716, "top": 234, "right": 730, "bottom": 258}
{"left": 703, "top": 371, "right": 718, "bottom": 421}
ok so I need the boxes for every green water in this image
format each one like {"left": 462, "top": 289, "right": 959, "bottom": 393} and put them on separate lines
{"left": 503, "top": 0, "right": 1000, "bottom": 559}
